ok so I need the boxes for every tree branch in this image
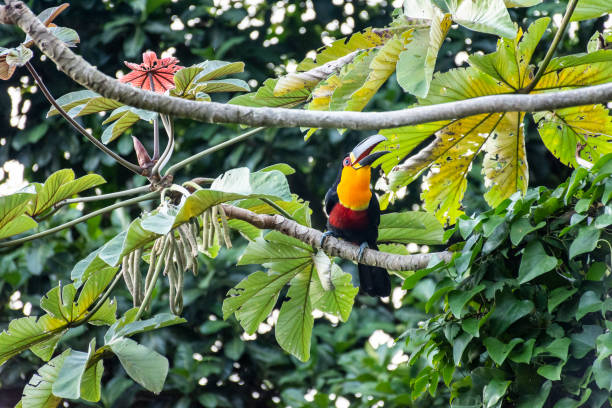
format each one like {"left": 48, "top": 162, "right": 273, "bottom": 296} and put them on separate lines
{"left": 4, "top": 1, "right": 612, "bottom": 132}
{"left": 221, "top": 205, "right": 453, "bottom": 271}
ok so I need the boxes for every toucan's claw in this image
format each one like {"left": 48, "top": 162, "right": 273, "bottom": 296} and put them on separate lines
{"left": 357, "top": 242, "right": 369, "bottom": 263}
{"left": 320, "top": 230, "right": 338, "bottom": 248}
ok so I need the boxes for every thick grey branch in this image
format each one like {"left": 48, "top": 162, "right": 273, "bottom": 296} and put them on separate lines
{"left": 4, "top": 1, "right": 612, "bottom": 131}
{"left": 222, "top": 205, "right": 453, "bottom": 271}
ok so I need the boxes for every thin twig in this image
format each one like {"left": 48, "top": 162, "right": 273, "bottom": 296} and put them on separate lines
{"left": 25, "top": 61, "right": 142, "bottom": 174}
{"left": 522, "top": 0, "right": 579, "bottom": 93}
{"left": 164, "top": 127, "right": 265, "bottom": 176}
{"left": 0, "top": 191, "right": 159, "bottom": 248}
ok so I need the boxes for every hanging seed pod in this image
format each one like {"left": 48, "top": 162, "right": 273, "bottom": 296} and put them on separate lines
{"left": 144, "top": 238, "right": 161, "bottom": 294}
{"left": 132, "top": 248, "right": 143, "bottom": 306}
{"left": 208, "top": 206, "right": 216, "bottom": 247}
{"left": 163, "top": 234, "right": 175, "bottom": 277}
{"left": 182, "top": 222, "right": 199, "bottom": 257}
{"left": 218, "top": 205, "right": 233, "bottom": 249}
{"left": 177, "top": 224, "right": 197, "bottom": 275}
{"left": 171, "top": 233, "right": 186, "bottom": 273}
{"left": 122, "top": 253, "right": 134, "bottom": 295}
{"left": 211, "top": 205, "right": 223, "bottom": 245}
{"left": 201, "top": 209, "right": 210, "bottom": 250}
{"left": 190, "top": 217, "right": 200, "bottom": 248}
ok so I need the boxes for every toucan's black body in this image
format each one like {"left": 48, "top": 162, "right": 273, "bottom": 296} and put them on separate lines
{"left": 323, "top": 135, "right": 391, "bottom": 297}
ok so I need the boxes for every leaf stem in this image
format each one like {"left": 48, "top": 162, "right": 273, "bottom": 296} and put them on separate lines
{"left": 261, "top": 198, "right": 296, "bottom": 221}
{"left": 164, "top": 127, "right": 266, "bottom": 176}
{"left": 25, "top": 61, "right": 142, "bottom": 174}
{"left": 522, "top": 0, "right": 579, "bottom": 93}
{"left": 0, "top": 191, "right": 159, "bottom": 248}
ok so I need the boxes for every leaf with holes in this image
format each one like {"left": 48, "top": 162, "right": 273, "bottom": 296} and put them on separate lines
{"left": 534, "top": 105, "right": 612, "bottom": 168}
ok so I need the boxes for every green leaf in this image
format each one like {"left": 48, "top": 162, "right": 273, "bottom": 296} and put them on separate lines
{"left": 79, "top": 359, "right": 103, "bottom": 402}
{"left": 45, "top": 26, "right": 80, "bottom": 47}
{"left": 73, "top": 96, "right": 123, "bottom": 117}
{"left": 378, "top": 211, "right": 445, "bottom": 244}
{"left": 171, "top": 66, "right": 203, "bottom": 97}
{"left": 259, "top": 163, "right": 296, "bottom": 175}
{"left": 517, "top": 240, "right": 558, "bottom": 284}
{"left": 569, "top": 226, "right": 601, "bottom": 259}
{"left": 397, "top": 14, "right": 452, "bottom": 97}
{"left": 195, "top": 60, "right": 245, "bottom": 81}
{"left": 0, "top": 192, "right": 36, "bottom": 240}
{"left": 504, "top": 0, "right": 542, "bottom": 6}
{"left": 509, "top": 338, "right": 536, "bottom": 363}
{"left": 101, "top": 110, "right": 140, "bottom": 144}
{"left": 537, "top": 361, "right": 565, "bottom": 380}
{"left": 20, "top": 350, "right": 70, "bottom": 408}
{"left": 571, "top": 0, "right": 612, "bottom": 21}
{"left": 575, "top": 290, "right": 602, "bottom": 321}
{"left": 488, "top": 291, "right": 533, "bottom": 336}
{"left": 109, "top": 338, "right": 168, "bottom": 394}
{"left": 47, "top": 90, "right": 99, "bottom": 117}
{"left": 228, "top": 78, "right": 309, "bottom": 108}
{"left": 592, "top": 358, "right": 612, "bottom": 391}
{"left": 224, "top": 337, "right": 246, "bottom": 361}
{"left": 448, "top": 284, "right": 486, "bottom": 318}
{"left": 275, "top": 266, "right": 315, "bottom": 362}
{"left": 510, "top": 217, "right": 546, "bottom": 246}
{"left": 516, "top": 380, "right": 551, "bottom": 408}
{"left": 4, "top": 44, "right": 33, "bottom": 67}
{"left": 198, "top": 78, "right": 250, "bottom": 93}
{"left": 483, "top": 337, "right": 523, "bottom": 365}
{"left": 431, "top": 0, "right": 516, "bottom": 38}
{"left": 310, "top": 264, "right": 358, "bottom": 322}
{"left": 534, "top": 105, "right": 612, "bottom": 168}
{"left": 571, "top": 325, "right": 603, "bottom": 358}
{"left": 548, "top": 287, "right": 577, "bottom": 314}
{"left": 533, "top": 338, "right": 571, "bottom": 361}
{"left": 29, "top": 169, "right": 106, "bottom": 216}
{"left": 483, "top": 378, "right": 511, "bottom": 408}
{"left": 453, "top": 332, "right": 473, "bottom": 365}
{"left": 597, "top": 332, "right": 612, "bottom": 360}
{"left": 53, "top": 339, "right": 96, "bottom": 399}
{"left": 105, "top": 313, "right": 186, "bottom": 344}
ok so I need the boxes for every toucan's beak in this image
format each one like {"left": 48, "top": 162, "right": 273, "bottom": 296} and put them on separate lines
{"left": 350, "top": 134, "right": 389, "bottom": 169}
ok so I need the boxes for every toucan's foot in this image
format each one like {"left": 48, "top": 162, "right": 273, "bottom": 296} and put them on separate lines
{"left": 319, "top": 231, "right": 338, "bottom": 248}
{"left": 357, "top": 242, "right": 369, "bottom": 263}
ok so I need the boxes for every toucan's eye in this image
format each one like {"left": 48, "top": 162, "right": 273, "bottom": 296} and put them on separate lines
{"left": 343, "top": 157, "right": 351, "bottom": 167}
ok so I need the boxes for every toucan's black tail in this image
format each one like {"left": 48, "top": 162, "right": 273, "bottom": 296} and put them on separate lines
{"left": 358, "top": 263, "right": 391, "bottom": 297}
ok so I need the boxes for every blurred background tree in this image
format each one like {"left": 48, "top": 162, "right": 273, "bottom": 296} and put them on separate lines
{"left": 0, "top": 1, "right": 606, "bottom": 407}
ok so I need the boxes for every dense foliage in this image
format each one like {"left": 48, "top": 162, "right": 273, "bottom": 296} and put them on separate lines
{"left": 0, "top": 0, "right": 610, "bottom": 407}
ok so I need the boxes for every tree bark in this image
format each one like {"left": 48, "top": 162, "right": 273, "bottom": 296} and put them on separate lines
{"left": 222, "top": 205, "right": 453, "bottom": 271}
{"left": 3, "top": 1, "right": 612, "bottom": 131}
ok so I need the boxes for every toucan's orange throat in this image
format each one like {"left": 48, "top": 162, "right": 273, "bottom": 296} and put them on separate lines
{"left": 337, "top": 165, "right": 372, "bottom": 210}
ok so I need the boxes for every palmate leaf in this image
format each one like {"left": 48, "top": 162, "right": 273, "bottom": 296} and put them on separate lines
{"left": 383, "top": 66, "right": 514, "bottom": 223}
{"left": 52, "top": 339, "right": 96, "bottom": 400}
{"left": 47, "top": 91, "right": 123, "bottom": 117}
{"left": 101, "top": 106, "right": 157, "bottom": 144}
{"left": 224, "top": 230, "right": 357, "bottom": 361}
{"left": 108, "top": 338, "right": 168, "bottom": 394}
{"left": 378, "top": 17, "right": 612, "bottom": 223}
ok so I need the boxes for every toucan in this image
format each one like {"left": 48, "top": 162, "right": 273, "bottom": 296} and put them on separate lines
{"left": 321, "top": 134, "right": 391, "bottom": 297}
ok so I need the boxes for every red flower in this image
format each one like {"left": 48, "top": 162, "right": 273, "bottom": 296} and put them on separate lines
{"left": 120, "top": 51, "right": 183, "bottom": 93}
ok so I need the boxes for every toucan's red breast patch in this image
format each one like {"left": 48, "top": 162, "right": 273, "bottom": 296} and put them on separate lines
{"left": 329, "top": 203, "right": 370, "bottom": 230}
